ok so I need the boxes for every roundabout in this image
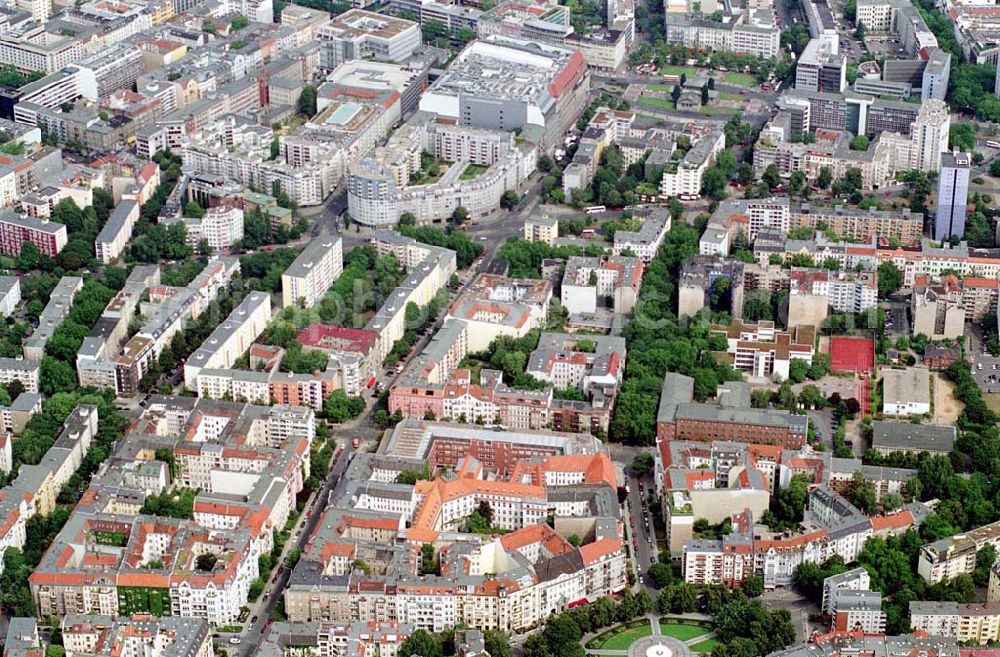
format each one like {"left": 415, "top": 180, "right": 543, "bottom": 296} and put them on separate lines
{"left": 629, "top": 635, "right": 691, "bottom": 657}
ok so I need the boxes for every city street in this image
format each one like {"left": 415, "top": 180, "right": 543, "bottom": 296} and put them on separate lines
{"left": 230, "top": 440, "right": 356, "bottom": 657}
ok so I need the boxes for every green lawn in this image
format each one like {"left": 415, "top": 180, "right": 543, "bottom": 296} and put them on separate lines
{"left": 691, "top": 639, "right": 720, "bottom": 653}
{"left": 647, "top": 83, "right": 676, "bottom": 92}
{"left": 701, "top": 105, "right": 739, "bottom": 116}
{"left": 599, "top": 625, "right": 653, "bottom": 650}
{"left": 637, "top": 96, "right": 675, "bottom": 110}
{"left": 723, "top": 72, "right": 759, "bottom": 87}
{"left": 718, "top": 91, "right": 743, "bottom": 101}
{"left": 459, "top": 163, "right": 489, "bottom": 180}
{"left": 659, "top": 622, "right": 710, "bottom": 641}
{"left": 659, "top": 65, "right": 696, "bottom": 77}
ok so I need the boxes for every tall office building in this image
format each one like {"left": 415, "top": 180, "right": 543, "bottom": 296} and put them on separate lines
{"left": 909, "top": 99, "right": 950, "bottom": 172}
{"left": 795, "top": 35, "right": 847, "bottom": 93}
{"left": 935, "top": 152, "right": 971, "bottom": 242}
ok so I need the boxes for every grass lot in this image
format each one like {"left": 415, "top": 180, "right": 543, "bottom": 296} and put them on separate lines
{"left": 702, "top": 105, "right": 739, "bottom": 116}
{"left": 691, "top": 639, "right": 721, "bottom": 653}
{"left": 459, "top": 163, "right": 489, "bottom": 180}
{"left": 659, "top": 65, "right": 697, "bottom": 77}
{"left": 659, "top": 622, "right": 711, "bottom": 641}
{"left": 723, "top": 71, "right": 759, "bottom": 87}
{"left": 718, "top": 91, "right": 744, "bottom": 101}
{"left": 637, "top": 96, "right": 675, "bottom": 110}
{"left": 647, "top": 83, "right": 677, "bottom": 92}
{"left": 599, "top": 625, "right": 653, "bottom": 650}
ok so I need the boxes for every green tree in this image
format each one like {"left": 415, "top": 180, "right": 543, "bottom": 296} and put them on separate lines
{"left": 322, "top": 390, "right": 366, "bottom": 422}
{"left": 500, "top": 190, "right": 520, "bottom": 210}
{"left": 399, "top": 631, "right": 442, "bottom": 657}
{"left": 298, "top": 85, "right": 317, "bottom": 117}
{"left": 17, "top": 241, "right": 39, "bottom": 271}
{"left": 762, "top": 164, "right": 781, "bottom": 190}
{"left": 817, "top": 167, "right": 833, "bottom": 189}
{"left": 632, "top": 452, "right": 654, "bottom": 475}
{"left": 877, "top": 261, "right": 904, "bottom": 298}
{"left": 185, "top": 201, "right": 206, "bottom": 218}
{"left": 484, "top": 631, "right": 512, "bottom": 657}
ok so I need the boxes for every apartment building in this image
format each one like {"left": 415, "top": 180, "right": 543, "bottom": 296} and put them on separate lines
{"left": 910, "top": 602, "right": 1000, "bottom": 644}
{"left": 183, "top": 292, "right": 272, "bottom": 389}
{"left": 788, "top": 268, "right": 877, "bottom": 328}
{"left": 822, "top": 568, "right": 871, "bottom": 615}
{"left": 163, "top": 205, "right": 244, "bottom": 252}
{"left": 772, "top": 632, "right": 959, "bottom": 657}
{"left": 681, "top": 491, "right": 922, "bottom": 587}
{"left": 260, "top": 621, "right": 419, "bottom": 657}
{"left": 829, "top": 590, "right": 886, "bottom": 633}
{"left": 660, "top": 129, "right": 726, "bottom": 198}
{"left": 678, "top": 256, "right": 747, "bottom": 319}
{"left": 612, "top": 208, "right": 671, "bottom": 263}
{"left": 524, "top": 215, "right": 558, "bottom": 245}
{"left": 935, "top": 151, "right": 971, "bottom": 243}
{"left": 560, "top": 255, "right": 643, "bottom": 316}
{"left": 789, "top": 203, "right": 925, "bottom": 243}
{"left": 94, "top": 200, "right": 139, "bottom": 264}
{"left": 656, "top": 374, "right": 808, "bottom": 448}
{"left": 348, "top": 119, "right": 537, "bottom": 226}
{"left": 61, "top": 615, "right": 212, "bottom": 657}
{"left": 919, "top": 519, "right": 1000, "bottom": 584}
{"left": 366, "top": 232, "right": 456, "bottom": 365}
{"left": 665, "top": 14, "right": 780, "bottom": 59}
{"left": 280, "top": 233, "right": 344, "bottom": 309}
{"left": 682, "top": 509, "right": 756, "bottom": 585}
{"left": 316, "top": 10, "right": 422, "bottom": 70}
{"left": 78, "top": 260, "right": 239, "bottom": 397}
{"left": 0, "top": 211, "right": 66, "bottom": 258}
{"left": 23, "top": 276, "right": 81, "bottom": 360}
{"left": 8, "top": 404, "right": 96, "bottom": 516}
{"left": 0, "top": 356, "right": 38, "bottom": 393}
{"left": 710, "top": 320, "right": 815, "bottom": 380}
{"left": 284, "top": 450, "right": 626, "bottom": 631}
{"left": 30, "top": 397, "right": 313, "bottom": 624}
{"left": 0, "top": 275, "right": 19, "bottom": 317}
{"left": 445, "top": 274, "right": 552, "bottom": 351}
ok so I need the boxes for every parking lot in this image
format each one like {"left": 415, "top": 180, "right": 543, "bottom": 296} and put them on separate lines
{"left": 884, "top": 303, "right": 909, "bottom": 338}
{"left": 966, "top": 325, "right": 1000, "bottom": 393}
{"left": 971, "top": 352, "right": 1000, "bottom": 393}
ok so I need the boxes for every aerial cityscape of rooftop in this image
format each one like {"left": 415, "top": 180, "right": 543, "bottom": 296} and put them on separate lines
{"left": 0, "top": 0, "right": 999, "bottom": 656}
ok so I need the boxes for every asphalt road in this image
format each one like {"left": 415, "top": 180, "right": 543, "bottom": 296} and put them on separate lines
{"left": 625, "top": 468, "right": 661, "bottom": 593}
{"left": 232, "top": 442, "right": 356, "bottom": 657}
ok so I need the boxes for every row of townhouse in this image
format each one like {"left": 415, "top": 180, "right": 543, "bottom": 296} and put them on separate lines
{"left": 284, "top": 450, "right": 626, "bottom": 632}
{"left": 389, "top": 324, "right": 626, "bottom": 434}
{"left": 29, "top": 397, "right": 314, "bottom": 625}
{"left": 682, "top": 488, "right": 924, "bottom": 588}
{"left": 76, "top": 258, "right": 240, "bottom": 398}
{"left": 918, "top": 518, "right": 1000, "bottom": 584}
{"left": 703, "top": 197, "right": 926, "bottom": 252}
{"left": 0, "top": 404, "right": 97, "bottom": 578}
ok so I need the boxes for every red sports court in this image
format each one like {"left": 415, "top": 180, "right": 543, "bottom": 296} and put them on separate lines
{"left": 830, "top": 336, "right": 875, "bottom": 375}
